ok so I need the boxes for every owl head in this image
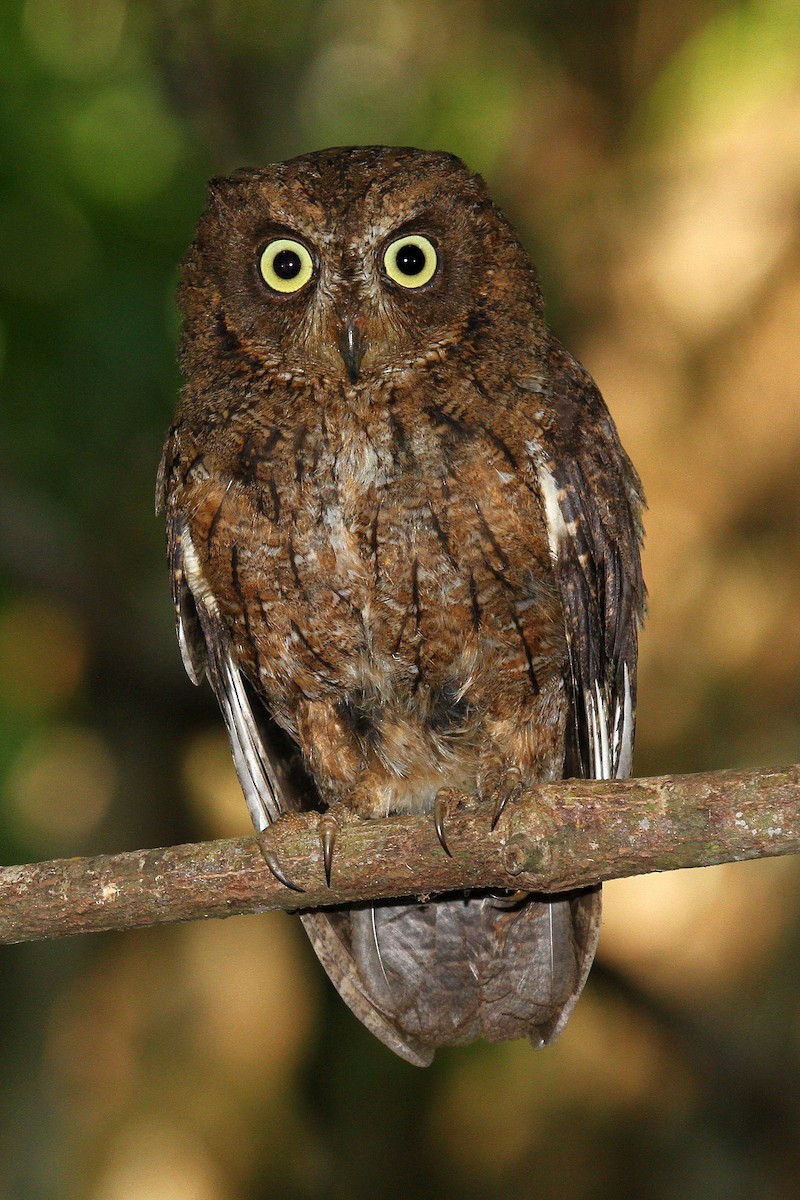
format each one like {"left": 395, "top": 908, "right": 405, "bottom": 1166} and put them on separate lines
{"left": 178, "top": 146, "right": 545, "bottom": 390}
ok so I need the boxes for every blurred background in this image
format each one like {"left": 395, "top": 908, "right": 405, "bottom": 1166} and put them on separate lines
{"left": 1, "top": 0, "right": 799, "bottom": 1196}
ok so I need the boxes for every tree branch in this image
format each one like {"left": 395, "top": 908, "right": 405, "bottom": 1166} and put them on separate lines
{"left": 1, "top": 764, "right": 797, "bottom": 945}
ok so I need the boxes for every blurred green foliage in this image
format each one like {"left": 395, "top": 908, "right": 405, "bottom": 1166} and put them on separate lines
{"left": 2, "top": 2, "right": 800, "bottom": 1198}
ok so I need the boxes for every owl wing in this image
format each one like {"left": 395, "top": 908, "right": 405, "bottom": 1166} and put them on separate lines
{"left": 164, "top": 509, "right": 290, "bottom": 831}
{"left": 528, "top": 341, "right": 646, "bottom": 782}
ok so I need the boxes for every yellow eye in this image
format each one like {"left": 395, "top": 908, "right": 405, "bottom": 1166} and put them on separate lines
{"left": 258, "top": 238, "right": 314, "bottom": 293}
{"left": 383, "top": 234, "right": 438, "bottom": 289}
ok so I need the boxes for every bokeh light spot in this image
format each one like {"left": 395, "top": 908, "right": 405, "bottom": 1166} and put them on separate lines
{"left": 182, "top": 915, "right": 316, "bottom": 1089}
{"left": 23, "top": 0, "right": 127, "bottom": 78}
{"left": 602, "top": 857, "right": 800, "bottom": 1001}
{"left": 0, "top": 596, "right": 87, "bottom": 712}
{"left": 8, "top": 724, "right": 117, "bottom": 849}
{"left": 182, "top": 728, "right": 252, "bottom": 838}
{"left": 90, "top": 1119, "right": 230, "bottom": 1200}
{"left": 66, "top": 82, "right": 186, "bottom": 205}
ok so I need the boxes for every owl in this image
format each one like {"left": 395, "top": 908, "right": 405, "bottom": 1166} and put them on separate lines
{"left": 158, "top": 146, "right": 645, "bottom": 1066}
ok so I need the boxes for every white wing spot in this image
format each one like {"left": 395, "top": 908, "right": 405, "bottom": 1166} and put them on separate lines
{"left": 586, "top": 664, "right": 634, "bottom": 781}
{"left": 615, "top": 664, "right": 634, "bottom": 779}
{"left": 182, "top": 531, "right": 220, "bottom": 617}
{"left": 532, "top": 458, "right": 569, "bottom": 561}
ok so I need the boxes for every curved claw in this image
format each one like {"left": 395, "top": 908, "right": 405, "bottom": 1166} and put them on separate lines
{"left": 257, "top": 832, "right": 306, "bottom": 893}
{"left": 320, "top": 813, "right": 338, "bottom": 886}
{"left": 491, "top": 789, "right": 509, "bottom": 831}
{"left": 433, "top": 792, "right": 452, "bottom": 857}
{"left": 490, "top": 771, "right": 522, "bottom": 831}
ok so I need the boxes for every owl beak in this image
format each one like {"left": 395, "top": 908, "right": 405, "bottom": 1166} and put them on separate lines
{"left": 337, "top": 315, "right": 366, "bottom": 383}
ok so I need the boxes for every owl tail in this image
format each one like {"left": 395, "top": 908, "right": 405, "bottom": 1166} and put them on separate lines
{"left": 302, "top": 888, "right": 601, "bottom": 1065}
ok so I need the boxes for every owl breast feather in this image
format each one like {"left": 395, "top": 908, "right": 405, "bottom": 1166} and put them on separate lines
{"left": 185, "top": 397, "right": 568, "bottom": 811}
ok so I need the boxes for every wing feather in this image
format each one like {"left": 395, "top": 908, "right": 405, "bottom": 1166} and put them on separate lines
{"left": 528, "top": 342, "right": 645, "bottom": 782}
{"left": 167, "top": 513, "right": 287, "bottom": 829}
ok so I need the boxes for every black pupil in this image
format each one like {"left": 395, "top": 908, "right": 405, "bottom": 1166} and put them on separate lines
{"left": 395, "top": 243, "right": 427, "bottom": 276}
{"left": 273, "top": 248, "right": 302, "bottom": 280}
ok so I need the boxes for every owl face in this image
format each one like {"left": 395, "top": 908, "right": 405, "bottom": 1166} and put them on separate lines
{"left": 178, "top": 146, "right": 543, "bottom": 388}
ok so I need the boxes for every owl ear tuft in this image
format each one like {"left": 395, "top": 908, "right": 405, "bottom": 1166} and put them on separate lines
{"left": 206, "top": 169, "right": 262, "bottom": 210}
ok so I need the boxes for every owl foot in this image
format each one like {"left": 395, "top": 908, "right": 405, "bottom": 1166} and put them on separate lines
{"left": 257, "top": 813, "right": 341, "bottom": 889}
{"left": 257, "top": 829, "right": 306, "bottom": 893}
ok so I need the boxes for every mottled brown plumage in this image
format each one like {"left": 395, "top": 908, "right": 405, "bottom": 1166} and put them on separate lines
{"left": 158, "top": 146, "right": 645, "bottom": 1065}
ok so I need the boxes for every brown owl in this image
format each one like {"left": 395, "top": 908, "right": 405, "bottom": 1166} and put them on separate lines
{"left": 158, "top": 146, "right": 645, "bottom": 1066}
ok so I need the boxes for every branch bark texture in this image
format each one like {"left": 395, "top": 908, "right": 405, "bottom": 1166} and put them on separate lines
{"left": 1, "top": 764, "right": 798, "bottom": 945}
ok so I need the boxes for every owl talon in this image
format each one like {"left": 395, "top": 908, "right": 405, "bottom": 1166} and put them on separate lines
{"left": 433, "top": 788, "right": 469, "bottom": 856}
{"left": 320, "top": 813, "right": 338, "bottom": 886}
{"left": 489, "top": 769, "right": 523, "bottom": 831}
{"left": 490, "top": 792, "right": 506, "bottom": 830}
{"left": 257, "top": 832, "right": 306, "bottom": 893}
{"left": 433, "top": 793, "right": 452, "bottom": 857}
